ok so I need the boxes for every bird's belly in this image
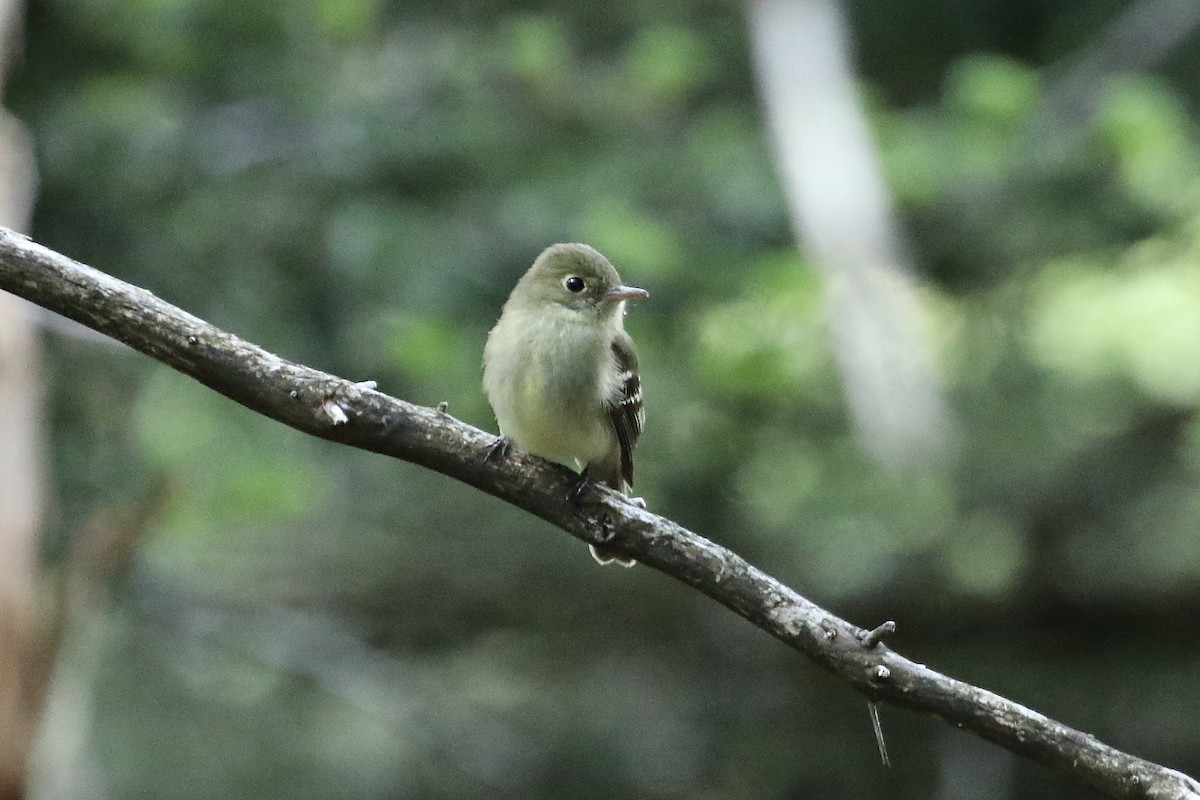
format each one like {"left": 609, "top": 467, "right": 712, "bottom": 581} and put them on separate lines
{"left": 483, "top": 309, "right": 617, "bottom": 470}
{"left": 501, "top": 379, "right": 611, "bottom": 469}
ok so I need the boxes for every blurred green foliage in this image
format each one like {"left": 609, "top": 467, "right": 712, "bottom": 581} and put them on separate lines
{"left": 11, "top": 0, "right": 1200, "bottom": 798}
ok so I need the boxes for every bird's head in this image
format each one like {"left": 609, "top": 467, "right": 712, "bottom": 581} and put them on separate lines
{"left": 510, "top": 243, "right": 648, "bottom": 319}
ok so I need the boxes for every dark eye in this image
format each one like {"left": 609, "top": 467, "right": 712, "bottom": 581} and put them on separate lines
{"left": 563, "top": 276, "right": 585, "bottom": 293}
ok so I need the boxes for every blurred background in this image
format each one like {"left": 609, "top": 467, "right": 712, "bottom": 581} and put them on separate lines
{"left": 2, "top": 0, "right": 1200, "bottom": 797}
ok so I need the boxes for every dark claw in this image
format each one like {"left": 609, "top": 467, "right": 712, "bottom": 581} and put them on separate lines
{"left": 569, "top": 475, "right": 594, "bottom": 505}
{"left": 486, "top": 436, "right": 512, "bottom": 463}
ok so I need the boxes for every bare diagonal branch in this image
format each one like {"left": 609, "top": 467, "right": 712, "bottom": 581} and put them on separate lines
{"left": 0, "top": 227, "right": 1196, "bottom": 800}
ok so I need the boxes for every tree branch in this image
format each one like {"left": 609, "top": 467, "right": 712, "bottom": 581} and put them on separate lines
{"left": 0, "top": 226, "right": 1196, "bottom": 800}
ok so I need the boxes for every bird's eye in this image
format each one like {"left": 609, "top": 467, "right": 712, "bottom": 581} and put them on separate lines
{"left": 563, "top": 276, "right": 586, "bottom": 293}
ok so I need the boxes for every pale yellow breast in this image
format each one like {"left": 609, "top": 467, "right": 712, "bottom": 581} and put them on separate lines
{"left": 483, "top": 306, "right": 619, "bottom": 470}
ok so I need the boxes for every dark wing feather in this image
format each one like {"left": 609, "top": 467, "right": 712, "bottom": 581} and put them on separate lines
{"left": 607, "top": 331, "right": 644, "bottom": 488}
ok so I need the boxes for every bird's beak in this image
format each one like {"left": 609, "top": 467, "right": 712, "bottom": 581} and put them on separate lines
{"left": 606, "top": 285, "right": 649, "bottom": 302}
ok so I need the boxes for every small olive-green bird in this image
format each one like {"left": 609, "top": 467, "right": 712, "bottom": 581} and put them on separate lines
{"left": 483, "top": 243, "right": 648, "bottom": 566}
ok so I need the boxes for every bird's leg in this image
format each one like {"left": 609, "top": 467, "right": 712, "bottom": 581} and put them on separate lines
{"left": 485, "top": 436, "right": 512, "bottom": 463}
{"left": 569, "top": 473, "right": 595, "bottom": 505}
{"left": 573, "top": 467, "right": 637, "bottom": 566}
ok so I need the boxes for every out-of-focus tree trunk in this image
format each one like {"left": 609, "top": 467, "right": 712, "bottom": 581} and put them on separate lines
{"left": 747, "top": 0, "right": 951, "bottom": 470}
{"left": 0, "top": 0, "right": 43, "bottom": 795}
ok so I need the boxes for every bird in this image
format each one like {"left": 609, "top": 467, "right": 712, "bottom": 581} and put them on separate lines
{"left": 483, "top": 243, "right": 648, "bottom": 566}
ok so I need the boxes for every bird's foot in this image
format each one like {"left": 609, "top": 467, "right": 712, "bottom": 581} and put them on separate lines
{"left": 485, "top": 436, "right": 512, "bottom": 463}
{"left": 569, "top": 474, "right": 594, "bottom": 505}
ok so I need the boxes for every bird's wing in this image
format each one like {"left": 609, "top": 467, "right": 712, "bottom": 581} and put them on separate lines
{"left": 607, "top": 330, "right": 644, "bottom": 488}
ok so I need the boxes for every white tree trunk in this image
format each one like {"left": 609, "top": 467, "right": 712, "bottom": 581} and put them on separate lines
{"left": 747, "top": 0, "right": 951, "bottom": 469}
